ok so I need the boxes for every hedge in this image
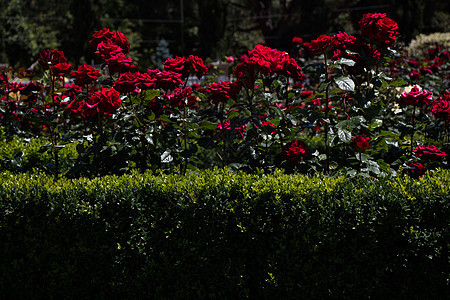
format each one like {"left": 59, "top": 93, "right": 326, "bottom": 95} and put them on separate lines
{"left": 1, "top": 169, "right": 448, "bottom": 299}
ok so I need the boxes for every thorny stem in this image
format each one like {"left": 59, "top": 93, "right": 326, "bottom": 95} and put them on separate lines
{"left": 324, "top": 53, "right": 330, "bottom": 174}
{"left": 410, "top": 106, "right": 416, "bottom": 157}
{"left": 218, "top": 103, "right": 226, "bottom": 168}
{"left": 49, "top": 73, "right": 59, "bottom": 180}
{"left": 181, "top": 79, "right": 189, "bottom": 175}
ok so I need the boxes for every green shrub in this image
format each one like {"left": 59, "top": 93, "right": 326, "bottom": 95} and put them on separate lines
{"left": 0, "top": 137, "right": 77, "bottom": 173}
{"left": 0, "top": 169, "right": 448, "bottom": 298}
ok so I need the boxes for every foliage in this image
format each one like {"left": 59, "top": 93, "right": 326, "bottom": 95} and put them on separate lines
{"left": 0, "top": 168, "right": 448, "bottom": 298}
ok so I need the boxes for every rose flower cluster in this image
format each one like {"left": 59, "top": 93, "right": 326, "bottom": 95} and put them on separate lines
{"left": 304, "top": 13, "right": 399, "bottom": 75}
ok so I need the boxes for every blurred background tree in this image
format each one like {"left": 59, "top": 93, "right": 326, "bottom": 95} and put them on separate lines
{"left": 0, "top": 0, "right": 448, "bottom": 68}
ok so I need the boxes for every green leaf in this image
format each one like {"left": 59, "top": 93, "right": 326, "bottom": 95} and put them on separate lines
{"left": 157, "top": 115, "right": 171, "bottom": 123}
{"left": 337, "top": 128, "right": 352, "bottom": 143}
{"left": 228, "top": 110, "right": 240, "bottom": 120}
{"left": 146, "top": 112, "right": 156, "bottom": 122}
{"left": 336, "top": 116, "right": 366, "bottom": 130}
{"left": 335, "top": 58, "right": 356, "bottom": 66}
{"left": 130, "top": 95, "right": 141, "bottom": 104}
{"left": 389, "top": 79, "right": 407, "bottom": 87}
{"left": 199, "top": 121, "right": 218, "bottom": 130}
{"left": 369, "top": 119, "right": 382, "bottom": 130}
{"left": 317, "top": 81, "right": 330, "bottom": 92}
{"left": 133, "top": 118, "right": 143, "bottom": 127}
{"left": 270, "top": 105, "right": 284, "bottom": 117}
{"left": 334, "top": 76, "right": 355, "bottom": 92}
{"left": 144, "top": 89, "right": 160, "bottom": 102}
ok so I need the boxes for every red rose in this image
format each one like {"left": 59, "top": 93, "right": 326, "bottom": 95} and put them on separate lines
{"left": 166, "top": 87, "right": 196, "bottom": 108}
{"left": 292, "top": 37, "right": 303, "bottom": 45}
{"left": 67, "top": 98, "right": 86, "bottom": 117}
{"left": 51, "top": 62, "right": 72, "bottom": 76}
{"left": 39, "top": 50, "right": 67, "bottom": 70}
{"left": 163, "top": 56, "right": 189, "bottom": 77}
{"left": 280, "top": 57, "right": 306, "bottom": 81}
{"left": 414, "top": 145, "right": 447, "bottom": 161}
{"left": 409, "top": 162, "right": 426, "bottom": 177}
{"left": 352, "top": 134, "right": 370, "bottom": 150}
{"left": 188, "top": 55, "right": 208, "bottom": 79}
{"left": 113, "top": 72, "right": 139, "bottom": 94}
{"left": 207, "top": 81, "right": 242, "bottom": 104}
{"left": 427, "top": 45, "right": 441, "bottom": 58}
{"left": 331, "top": 32, "right": 359, "bottom": 61}
{"left": 89, "top": 28, "right": 114, "bottom": 49}
{"left": 105, "top": 52, "right": 136, "bottom": 74}
{"left": 236, "top": 44, "right": 305, "bottom": 82}
{"left": 217, "top": 120, "right": 246, "bottom": 138}
{"left": 431, "top": 94, "right": 450, "bottom": 121}
{"left": 90, "top": 28, "right": 130, "bottom": 61}
{"left": 0, "top": 71, "right": 7, "bottom": 85}
{"left": 420, "top": 66, "right": 433, "bottom": 75}
{"left": 111, "top": 31, "right": 130, "bottom": 53}
{"left": 234, "top": 61, "right": 257, "bottom": 87}
{"left": 190, "top": 82, "right": 201, "bottom": 90}
{"left": 282, "top": 140, "right": 310, "bottom": 165}
{"left": 137, "top": 70, "right": 157, "bottom": 90}
{"left": 408, "top": 60, "right": 420, "bottom": 68}
{"left": 163, "top": 55, "right": 207, "bottom": 79}
{"left": 153, "top": 70, "right": 184, "bottom": 90}
{"left": 358, "top": 13, "right": 399, "bottom": 47}
{"left": 71, "top": 64, "right": 102, "bottom": 86}
{"left": 292, "top": 82, "right": 303, "bottom": 89}
{"left": 409, "top": 70, "right": 421, "bottom": 80}
{"left": 82, "top": 88, "right": 122, "bottom": 118}
{"left": 311, "top": 98, "right": 321, "bottom": 106}
{"left": 307, "top": 35, "right": 338, "bottom": 56}
{"left": 300, "top": 90, "right": 313, "bottom": 99}
{"left": 95, "top": 41, "right": 123, "bottom": 60}
{"left": 399, "top": 86, "right": 433, "bottom": 107}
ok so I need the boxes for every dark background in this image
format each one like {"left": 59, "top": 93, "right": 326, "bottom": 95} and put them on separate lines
{"left": 1, "top": 0, "right": 448, "bottom": 68}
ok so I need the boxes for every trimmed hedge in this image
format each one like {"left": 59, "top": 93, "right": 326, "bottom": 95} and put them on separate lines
{"left": 1, "top": 169, "right": 448, "bottom": 299}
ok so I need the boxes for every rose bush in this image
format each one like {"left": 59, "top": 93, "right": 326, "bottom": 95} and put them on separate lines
{"left": 0, "top": 14, "right": 449, "bottom": 178}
